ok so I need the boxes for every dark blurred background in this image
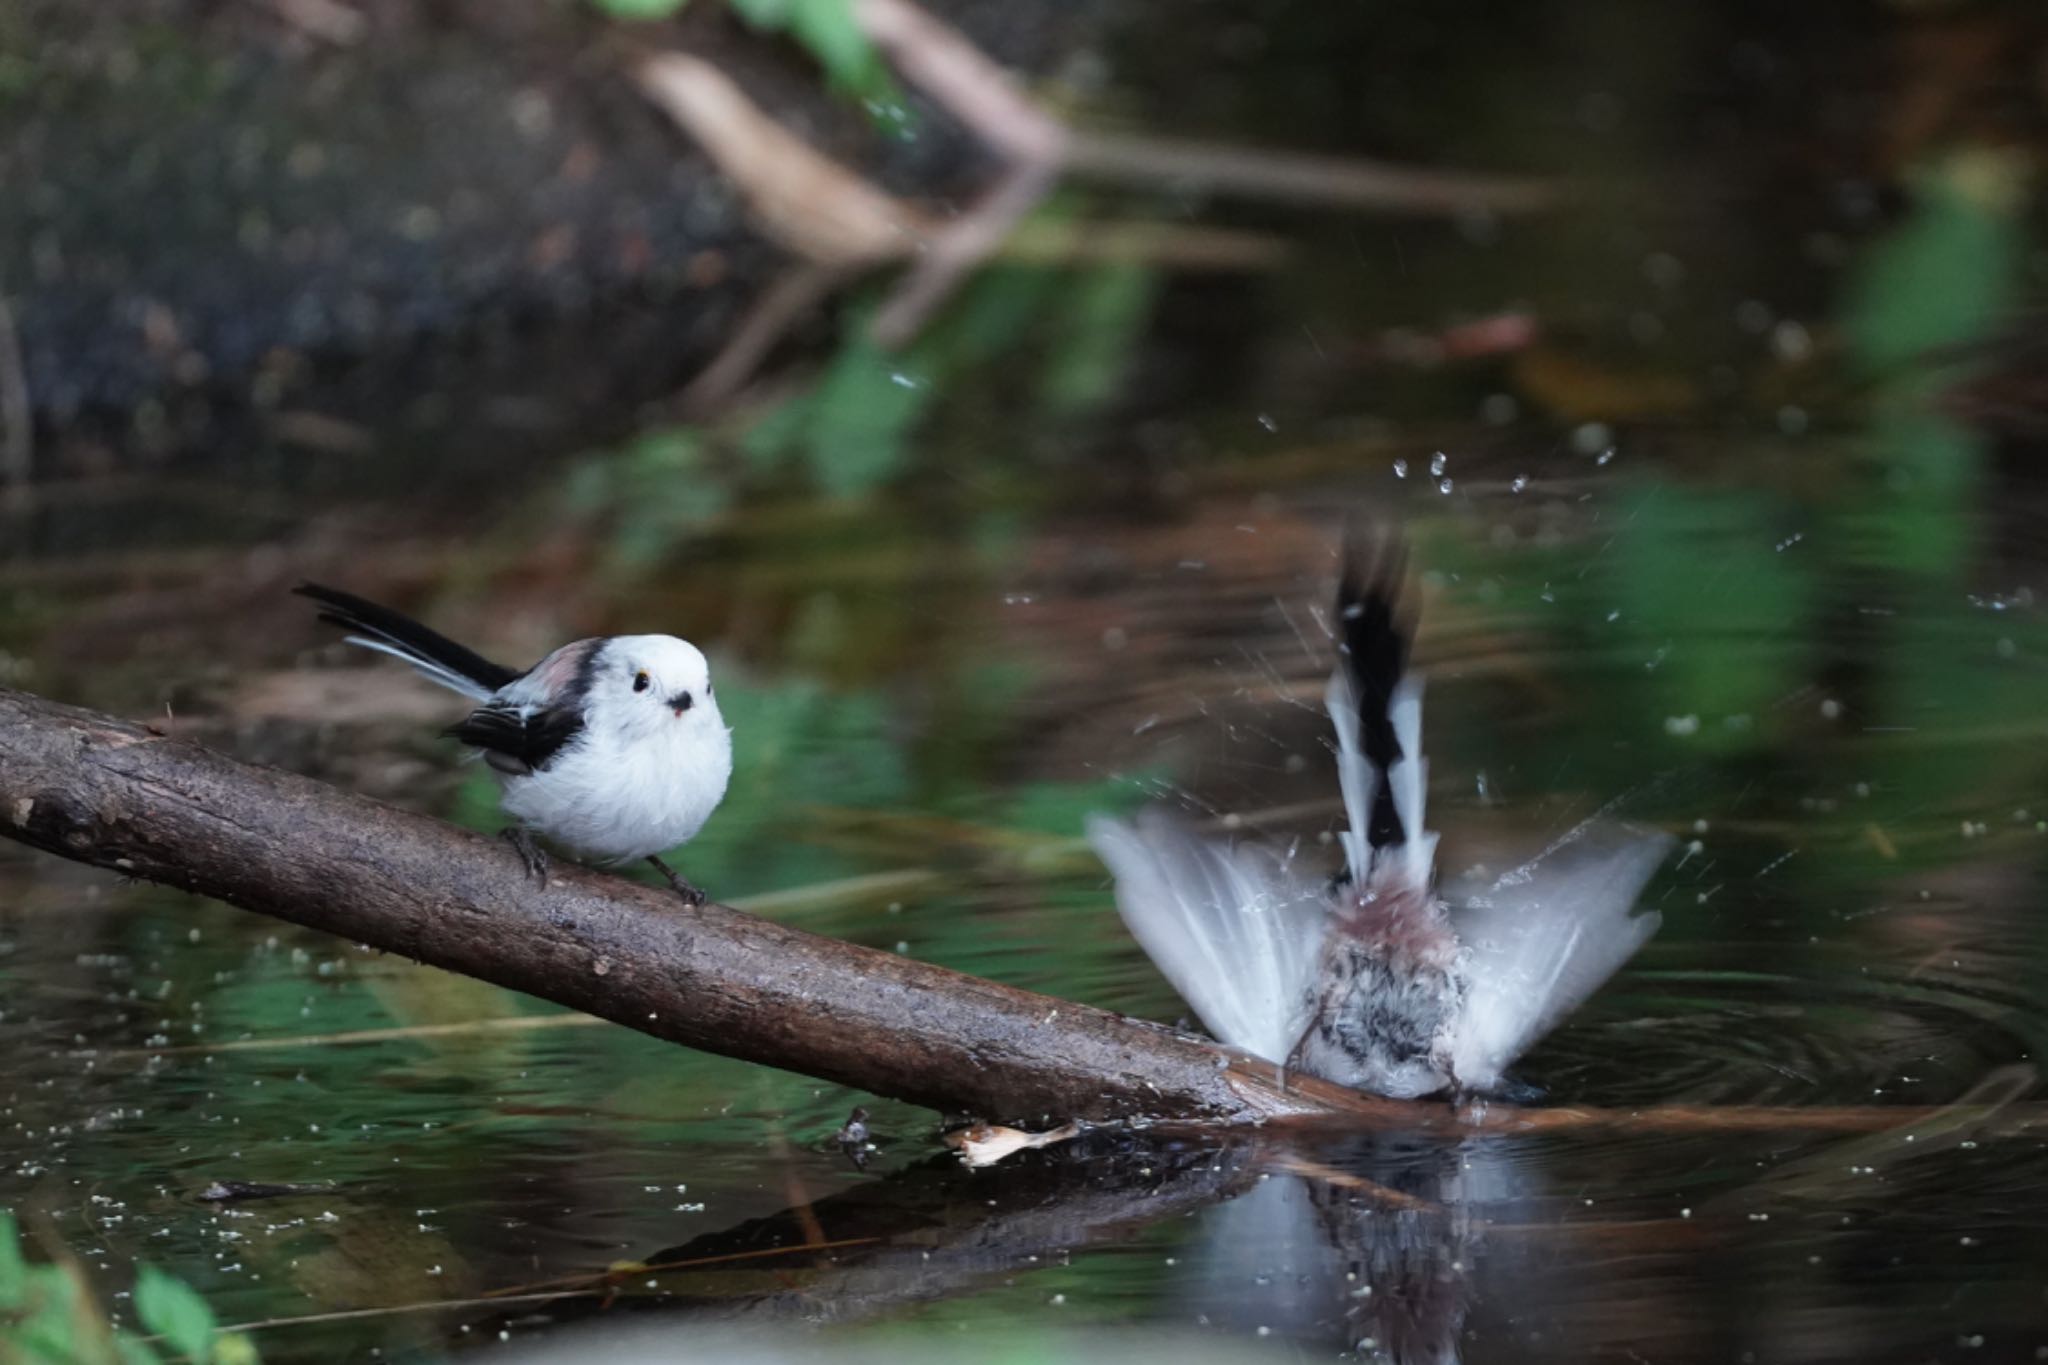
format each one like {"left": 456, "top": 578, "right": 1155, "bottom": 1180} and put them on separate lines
{"left": 4, "top": 1, "right": 2048, "bottom": 1361}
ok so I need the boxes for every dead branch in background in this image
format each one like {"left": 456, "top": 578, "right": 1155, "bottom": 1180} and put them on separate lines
{"left": 635, "top": 0, "right": 1559, "bottom": 402}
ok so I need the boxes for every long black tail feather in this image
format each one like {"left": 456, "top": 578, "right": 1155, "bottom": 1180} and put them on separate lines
{"left": 1335, "top": 529, "right": 1413, "bottom": 852}
{"left": 294, "top": 583, "right": 519, "bottom": 693}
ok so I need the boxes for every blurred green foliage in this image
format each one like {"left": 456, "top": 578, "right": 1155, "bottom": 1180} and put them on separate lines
{"left": 566, "top": 253, "right": 1159, "bottom": 573}
{"left": 445, "top": 666, "right": 1145, "bottom": 901}
{"left": 587, "top": 0, "right": 896, "bottom": 104}
{"left": 0, "top": 1214, "right": 257, "bottom": 1365}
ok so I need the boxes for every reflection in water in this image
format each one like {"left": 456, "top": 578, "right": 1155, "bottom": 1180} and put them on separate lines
{"left": 8, "top": 3, "right": 2048, "bottom": 1360}
{"left": 1188, "top": 1138, "right": 1524, "bottom": 1365}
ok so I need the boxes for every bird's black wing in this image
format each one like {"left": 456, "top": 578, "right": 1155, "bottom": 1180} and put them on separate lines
{"left": 445, "top": 701, "right": 585, "bottom": 774}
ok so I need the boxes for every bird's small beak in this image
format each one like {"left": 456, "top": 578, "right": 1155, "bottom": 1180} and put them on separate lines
{"left": 669, "top": 692, "right": 693, "bottom": 717}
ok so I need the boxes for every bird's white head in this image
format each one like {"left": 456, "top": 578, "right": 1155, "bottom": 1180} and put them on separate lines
{"left": 590, "top": 634, "right": 724, "bottom": 742}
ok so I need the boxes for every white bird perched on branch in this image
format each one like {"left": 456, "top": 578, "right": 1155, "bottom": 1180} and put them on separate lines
{"left": 297, "top": 584, "right": 732, "bottom": 904}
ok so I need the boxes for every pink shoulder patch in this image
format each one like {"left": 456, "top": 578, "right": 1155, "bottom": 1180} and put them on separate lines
{"left": 527, "top": 638, "right": 600, "bottom": 700}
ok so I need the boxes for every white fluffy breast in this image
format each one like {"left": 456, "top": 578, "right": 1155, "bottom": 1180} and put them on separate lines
{"left": 498, "top": 634, "right": 734, "bottom": 863}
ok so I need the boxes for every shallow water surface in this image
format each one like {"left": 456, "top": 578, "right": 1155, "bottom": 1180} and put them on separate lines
{"left": 7, "top": 1, "right": 2048, "bottom": 1360}
{"left": 7, "top": 451, "right": 2048, "bottom": 1362}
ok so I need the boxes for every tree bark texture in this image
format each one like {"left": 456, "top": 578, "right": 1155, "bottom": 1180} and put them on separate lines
{"left": 0, "top": 685, "right": 1378, "bottom": 1125}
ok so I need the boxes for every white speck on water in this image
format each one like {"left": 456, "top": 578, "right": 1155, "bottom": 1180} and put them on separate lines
{"left": 1002, "top": 593, "right": 1036, "bottom": 606}
{"left": 888, "top": 371, "right": 922, "bottom": 389}
{"left": 1664, "top": 714, "right": 1700, "bottom": 736}
{"left": 1511, "top": 475, "right": 1529, "bottom": 492}
{"left": 1820, "top": 698, "right": 1842, "bottom": 719}
{"left": 1429, "top": 451, "right": 1448, "bottom": 476}
{"left": 1438, "top": 478, "right": 1454, "bottom": 495}
{"left": 1776, "top": 532, "right": 1803, "bottom": 552}
{"left": 1256, "top": 413, "right": 1277, "bottom": 432}
{"left": 1392, "top": 458, "right": 1408, "bottom": 478}
{"left": 1050, "top": 1293, "right": 1066, "bottom": 1306}
{"left": 1596, "top": 447, "right": 1616, "bottom": 465}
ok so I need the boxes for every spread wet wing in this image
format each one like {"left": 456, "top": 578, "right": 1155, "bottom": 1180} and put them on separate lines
{"left": 1087, "top": 809, "right": 1327, "bottom": 1063}
{"left": 1445, "top": 819, "right": 1671, "bottom": 1092}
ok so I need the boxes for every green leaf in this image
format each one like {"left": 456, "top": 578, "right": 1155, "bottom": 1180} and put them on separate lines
{"left": 1606, "top": 483, "right": 1814, "bottom": 754}
{"left": 803, "top": 330, "right": 933, "bottom": 496}
{"left": 1039, "top": 263, "right": 1158, "bottom": 417}
{"left": 133, "top": 1266, "right": 216, "bottom": 1364}
{"left": 727, "top": 0, "right": 894, "bottom": 101}
{"left": 0, "top": 1210, "right": 25, "bottom": 1310}
{"left": 1842, "top": 146, "right": 2026, "bottom": 388}
{"left": 590, "top": 0, "right": 689, "bottom": 19}
{"left": 118, "top": 1336, "right": 170, "bottom": 1365}
{"left": 210, "top": 1333, "right": 260, "bottom": 1365}
{"left": 786, "top": 0, "right": 884, "bottom": 94}
{"left": 726, "top": 0, "right": 792, "bottom": 23}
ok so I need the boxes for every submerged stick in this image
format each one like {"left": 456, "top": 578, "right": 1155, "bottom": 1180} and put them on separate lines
{"left": 5, "top": 685, "right": 2046, "bottom": 1137}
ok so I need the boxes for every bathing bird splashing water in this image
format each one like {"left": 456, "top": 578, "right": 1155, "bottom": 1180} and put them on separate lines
{"left": 1087, "top": 531, "right": 1669, "bottom": 1098}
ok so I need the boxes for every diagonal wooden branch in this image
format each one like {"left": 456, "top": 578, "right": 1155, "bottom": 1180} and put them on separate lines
{"left": 0, "top": 685, "right": 1360, "bottom": 1125}
{"left": 7, "top": 684, "right": 2047, "bottom": 1141}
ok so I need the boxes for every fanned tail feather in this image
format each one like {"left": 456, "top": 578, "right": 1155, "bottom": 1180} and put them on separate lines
{"left": 295, "top": 583, "right": 518, "bottom": 701}
{"left": 1323, "top": 669, "right": 1376, "bottom": 884}
{"left": 1331, "top": 529, "right": 1434, "bottom": 894}
{"left": 1445, "top": 820, "right": 1671, "bottom": 1091}
{"left": 1382, "top": 678, "right": 1436, "bottom": 890}
{"left": 1086, "top": 810, "right": 1326, "bottom": 1063}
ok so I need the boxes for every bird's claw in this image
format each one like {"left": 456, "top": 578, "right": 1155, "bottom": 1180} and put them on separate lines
{"left": 502, "top": 827, "right": 550, "bottom": 886}
{"left": 646, "top": 854, "right": 707, "bottom": 906}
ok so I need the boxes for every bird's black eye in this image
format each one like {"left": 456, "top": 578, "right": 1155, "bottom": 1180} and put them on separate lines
{"left": 633, "top": 671, "right": 651, "bottom": 693}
